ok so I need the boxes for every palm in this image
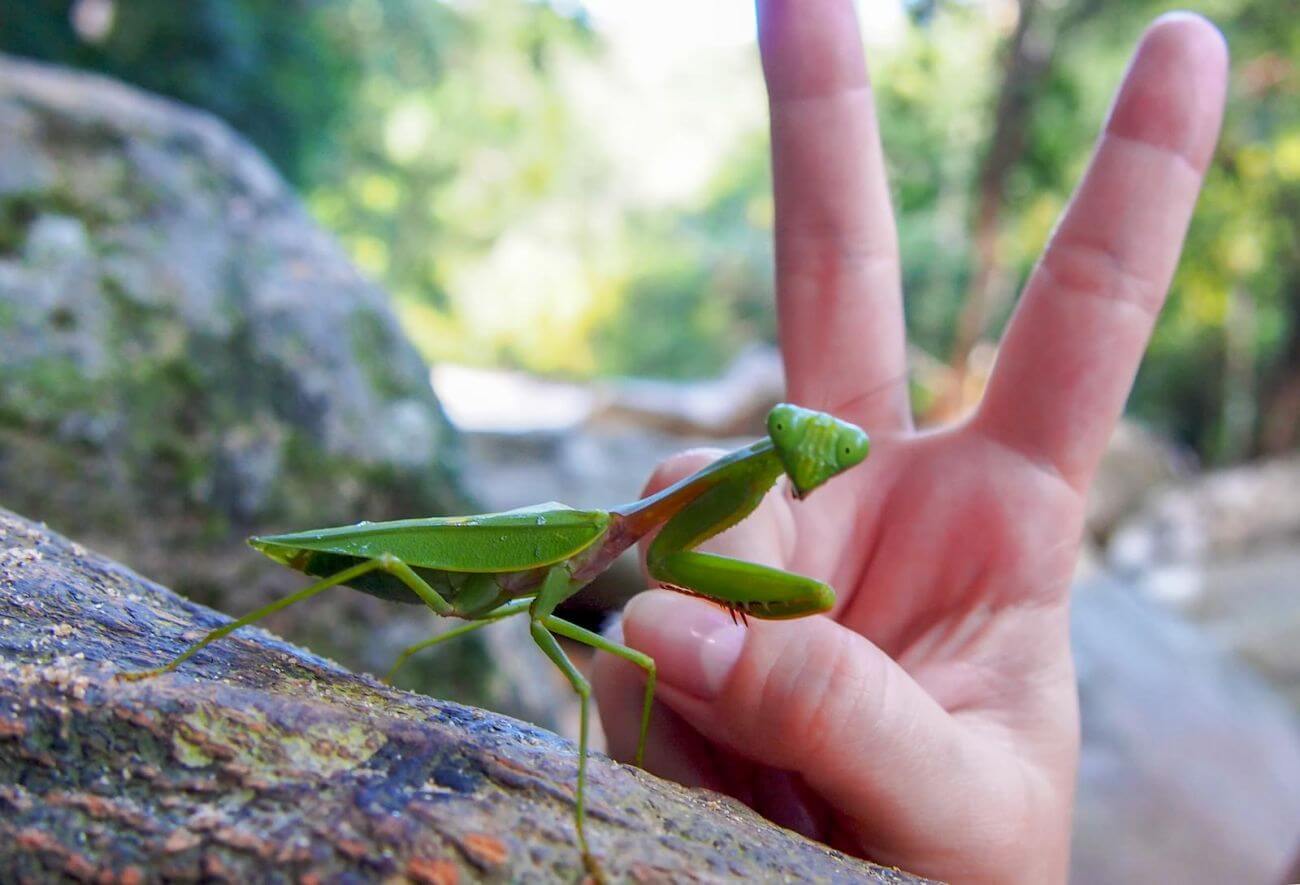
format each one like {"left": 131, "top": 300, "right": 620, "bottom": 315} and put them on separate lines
{"left": 594, "top": 3, "right": 1226, "bottom": 881}
{"left": 834, "top": 429, "right": 1081, "bottom": 663}
{"left": 673, "top": 425, "right": 1084, "bottom": 847}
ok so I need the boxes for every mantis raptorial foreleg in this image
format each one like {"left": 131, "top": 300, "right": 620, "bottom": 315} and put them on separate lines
{"left": 385, "top": 595, "right": 657, "bottom": 767}
{"left": 650, "top": 550, "right": 833, "bottom": 616}
{"left": 120, "top": 554, "right": 454, "bottom": 681}
{"left": 646, "top": 471, "right": 834, "bottom": 618}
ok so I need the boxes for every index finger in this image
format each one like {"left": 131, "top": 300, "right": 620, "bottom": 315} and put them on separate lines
{"left": 760, "top": 0, "right": 910, "bottom": 430}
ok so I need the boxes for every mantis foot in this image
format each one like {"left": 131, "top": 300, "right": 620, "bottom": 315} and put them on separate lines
{"left": 582, "top": 849, "right": 607, "bottom": 885}
{"left": 115, "top": 665, "right": 172, "bottom": 682}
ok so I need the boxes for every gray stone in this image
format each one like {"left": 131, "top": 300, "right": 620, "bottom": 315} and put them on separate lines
{"left": 1194, "top": 544, "right": 1300, "bottom": 710}
{"left": 1086, "top": 420, "right": 1191, "bottom": 539}
{"left": 0, "top": 56, "right": 572, "bottom": 725}
{"left": 1072, "top": 574, "right": 1300, "bottom": 884}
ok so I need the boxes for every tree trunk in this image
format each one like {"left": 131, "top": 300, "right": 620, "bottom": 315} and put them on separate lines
{"left": 946, "top": 0, "right": 1048, "bottom": 394}
{"left": 1258, "top": 283, "right": 1300, "bottom": 455}
{"left": 0, "top": 507, "right": 932, "bottom": 884}
{"left": 941, "top": 0, "right": 1103, "bottom": 418}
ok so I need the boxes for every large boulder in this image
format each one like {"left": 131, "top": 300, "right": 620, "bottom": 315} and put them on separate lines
{"left": 1071, "top": 575, "right": 1300, "bottom": 884}
{"left": 1107, "top": 455, "right": 1300, "bottom": 709}
{"left": 0, "top": 56, "right": 563, "bottom": 722}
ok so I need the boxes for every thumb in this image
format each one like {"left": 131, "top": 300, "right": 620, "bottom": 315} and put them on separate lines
{"left": 620, "top": 590, "right": 988, "bottom": 859}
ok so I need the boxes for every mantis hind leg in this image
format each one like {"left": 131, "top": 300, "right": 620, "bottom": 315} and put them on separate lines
{"left": 544, "top": 615, "right": 655, "bottom": 769}
{"left": 119, "top": 553, "right": 455, "bottom": 681}
{"left": 118, "top": 558, "right": 387, "bottom": 681}
{"left": 383, "top": 597, "right": 532, "bottom": 685}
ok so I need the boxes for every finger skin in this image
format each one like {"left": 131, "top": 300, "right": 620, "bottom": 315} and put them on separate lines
{"left": 977, "top": 13, "right": 1229, "bottom": 486}
{"left": 759, "top": 0, "right": 910, "bottom": 429}
{"left": 590, "top": 616, "right": 724, "bottom": 792}
{"left": 618, "top": 591, "right": 1053, "bottom": 880}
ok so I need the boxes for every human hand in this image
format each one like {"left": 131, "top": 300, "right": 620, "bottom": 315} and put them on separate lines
{"left": 592, "top": 4, "right": 1227, "bottom": 882}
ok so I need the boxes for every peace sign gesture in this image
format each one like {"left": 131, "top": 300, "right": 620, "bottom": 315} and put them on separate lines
{"left": 594, "top": 5, "right": 1228, "bottom": 882}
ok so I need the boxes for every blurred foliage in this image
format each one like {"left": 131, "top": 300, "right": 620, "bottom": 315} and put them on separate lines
{"left": 944, "top": 0, "right": 1300, "bottom": 461}
{"left": 0, "top": 0, "right": 362, "bottom": 183}
{"left": 4, "top": 0, "right": 1299, "bottom": 460}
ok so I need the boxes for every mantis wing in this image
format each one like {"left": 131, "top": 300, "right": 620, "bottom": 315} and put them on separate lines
{"left": 250, "top": 503, "right": 611, "bottom": 573}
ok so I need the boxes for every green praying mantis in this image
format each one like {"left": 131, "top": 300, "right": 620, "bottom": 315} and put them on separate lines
{"left": 121, "top": 402, "right": 870, "bottom": 874}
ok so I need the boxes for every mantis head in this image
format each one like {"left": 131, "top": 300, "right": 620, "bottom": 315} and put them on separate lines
{"left": 766, "top": 403, "right": 870, "bottom": 498}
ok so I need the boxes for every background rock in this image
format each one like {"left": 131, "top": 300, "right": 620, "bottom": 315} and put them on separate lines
{"left": 1084, "top": 420, "right": 1191, "bottom": 541}
{"left": 1071, "top": 575, "right": 1300, "bottom": 884}
{"left": 1106, "top": 454, "right": 1300, "bottom": 716}
{"left": 0, "top": 56, "right": 574, "bottom": 724}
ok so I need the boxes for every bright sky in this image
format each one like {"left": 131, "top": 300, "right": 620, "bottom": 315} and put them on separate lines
{"left": 578, "top": 0, "right": 908, "bottom": 59}
{"left": 561, "top": 0, "right": 908, "bottom": 207}
{"left": 581, "top": 0, "right": 757, "bottom": 50}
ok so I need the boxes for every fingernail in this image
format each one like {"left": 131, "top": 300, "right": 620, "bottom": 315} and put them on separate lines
{"left": 624, "top": 591, "right": 747, "bottom": 699}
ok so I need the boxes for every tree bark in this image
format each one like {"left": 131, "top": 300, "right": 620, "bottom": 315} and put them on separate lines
{"left": 0, "top": 507, "right": 932, "bottom": 884}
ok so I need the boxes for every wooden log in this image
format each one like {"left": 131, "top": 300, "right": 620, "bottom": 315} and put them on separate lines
{"left": 0, "top": 507, "right": 932, "bottom": 883}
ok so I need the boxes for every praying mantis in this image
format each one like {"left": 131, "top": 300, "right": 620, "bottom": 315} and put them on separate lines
{"left": 121, "top": 402, "right": 870, "bottom": 875}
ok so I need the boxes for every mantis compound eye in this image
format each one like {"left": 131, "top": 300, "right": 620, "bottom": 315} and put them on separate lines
{"left": 836, "top": 427, "right": 870, "bottom": 469}
{"left": 767, "top": 403, "right": 801, "bottom": 447}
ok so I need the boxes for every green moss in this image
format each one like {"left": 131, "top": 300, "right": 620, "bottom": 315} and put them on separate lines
{"left": 0, "top": 355, "right": 98, "bottom": 425}
{"left": 0, "top": 197, "right": 38, "bottom": 254}
{"left": 0, "top": 182, "right": 118, "bottom": 255}
{"left": 349, "top": 309, "right": 410, "bottom": 400}
{"left": 172, "top": 732, "right": 215, "bottom": 767}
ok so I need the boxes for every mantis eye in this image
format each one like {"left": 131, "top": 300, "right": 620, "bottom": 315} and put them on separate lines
{"left": 836, "top": 429, "right": 871, "bottom": 468}
{"left": 767, "top": 403, "right": 802, "bottom": 445}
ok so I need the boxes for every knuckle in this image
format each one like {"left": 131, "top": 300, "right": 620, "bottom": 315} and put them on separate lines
{"left": 1039, "top": 238, "right": 1164, "bottom": 319}
{"left": 779, "top": 227, "right": 900, "bottom": 288}
{"left": 760, "top": 624, "right": 871, "bottom": 762}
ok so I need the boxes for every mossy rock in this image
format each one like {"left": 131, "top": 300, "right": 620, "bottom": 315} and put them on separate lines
{"left": 0, "top": 56, "right": 559, "bottom": 722}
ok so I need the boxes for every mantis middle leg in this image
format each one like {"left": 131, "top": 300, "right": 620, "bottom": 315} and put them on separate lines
{"left": 383, "top": 597, "right": 533, "bottom": 684}
{"left": 528, "top": 565, "right": 604, "bottom": 876}
{"left": 543, "top": 615, "right": 655, "bottom": 768}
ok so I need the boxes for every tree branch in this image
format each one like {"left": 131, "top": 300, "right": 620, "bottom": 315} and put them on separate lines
{"left": 0, "top": 507, "right": 932, "bottom": 883}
